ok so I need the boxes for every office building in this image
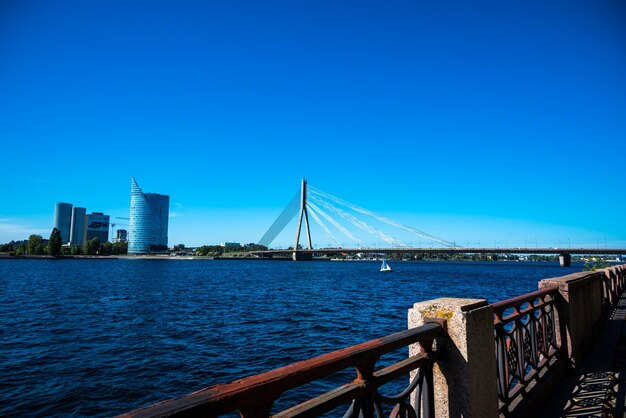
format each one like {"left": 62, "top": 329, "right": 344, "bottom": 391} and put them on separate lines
{"left": 85, "top": 212, "right": 110, "bottom": 243}
{"left": 115, "top": 229, "right": 128, "bottom": 243}
{"left": 128, "top": 177, "right": 170, "bottom": 254}
{"left": 53, "top": 202, "right": 73, "bottom": 244}
{"left": 70, "top": 207, "right": 86, "bottom": 246}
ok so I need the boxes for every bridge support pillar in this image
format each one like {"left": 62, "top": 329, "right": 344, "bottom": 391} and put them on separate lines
{"left": 409, "top": 298, "right": 499, "bottom": 418}
{"left": 559, "top": 253, "right": 572, "bottom": 267}
{"left": 292, "top": 251, "right": 313, "bottom": 261}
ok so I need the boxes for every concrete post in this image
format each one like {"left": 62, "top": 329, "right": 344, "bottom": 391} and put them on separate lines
{"left": 539, "top": 271, "right": 604, "bottom": 366}
{"left": 408, "top": 298, "right": 499, "bottom": 418}
{"left": 559, "top": 253, "right": 572, "bottom": 267}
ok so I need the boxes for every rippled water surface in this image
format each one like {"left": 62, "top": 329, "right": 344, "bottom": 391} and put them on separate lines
{"left": 0, "top": 259, "right": 583, "bottom": 416}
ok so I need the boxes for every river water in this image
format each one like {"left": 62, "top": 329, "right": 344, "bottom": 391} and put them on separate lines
{"left": 0, "top": 259, "right": 583, "bottom": 416}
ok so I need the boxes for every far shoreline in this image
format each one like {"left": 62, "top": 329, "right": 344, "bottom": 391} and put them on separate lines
{"left": 0, "top": 254, "right": 597, "bottom": 265}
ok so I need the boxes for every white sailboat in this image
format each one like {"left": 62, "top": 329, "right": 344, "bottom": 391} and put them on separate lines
{"left": 380, "top": 259, "right": 393, "bottom": 272}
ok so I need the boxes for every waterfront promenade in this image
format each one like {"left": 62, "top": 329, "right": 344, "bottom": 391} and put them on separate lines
{"left": 539, "top": 290, "right": 626, "bottom": 417}
{"left": 119, "top": 264, "right": 626, "bottom": 418}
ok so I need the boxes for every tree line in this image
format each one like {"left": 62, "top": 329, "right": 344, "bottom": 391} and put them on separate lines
{"left": 0, "top": 228, "right": 128, "bottom": 256}
{"left": 1, "top": 232, "right": 273, "bottom": 257}
{"left": 193, "top": 243, "right": 268, "bottom": 257}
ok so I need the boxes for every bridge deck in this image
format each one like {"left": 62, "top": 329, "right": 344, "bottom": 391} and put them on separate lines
{"left": 252, "top": 247, "right": 626, "bottom": 255}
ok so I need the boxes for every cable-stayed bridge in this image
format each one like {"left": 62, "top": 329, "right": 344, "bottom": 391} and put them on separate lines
{"left": 258, "top": 179, "right": 459, "bottom": 251}
{"left": 254, "top": 179, "right": 626, "bottom": 266}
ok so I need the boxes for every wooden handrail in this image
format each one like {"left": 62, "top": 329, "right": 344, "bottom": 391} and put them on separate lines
{"left": 491, "top": 286, "right": 557, "bottom": 312}
{"left": 118, "top": 322, "right": 444, "bottom": 418}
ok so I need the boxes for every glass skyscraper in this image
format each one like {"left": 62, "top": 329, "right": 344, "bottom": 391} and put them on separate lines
{"left": 70, "top": 206, "right": 86, "bottom": 246}
{"left": 53, "top": 202, "right": 73, "bottom": 244}
{"left": 128, "top": 177, "right": 170, "bottom": 254}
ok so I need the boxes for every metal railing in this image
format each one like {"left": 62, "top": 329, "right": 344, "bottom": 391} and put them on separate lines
{"left": 118, "top": 321, "right": 445, "bottom": 418}
{"left": 491, "top": 265, "right": 626, "bottom": 416}
{"left": 492, "top": 287, "right": 559, "bottom": 416}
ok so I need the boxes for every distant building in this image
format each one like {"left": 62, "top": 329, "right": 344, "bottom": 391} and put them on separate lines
{"left": 70, "top": 207, "right": 86, "bottom": 246}
{"left": 85, "top": 212, "right": 110, "bottom": 243}
{"left": 115, "top": 229, "right": 128, "bottom": 243}
{"left": 221, "top": 242, "right": 241, "bottom": 247}
{"left": 128, "top": 177, "right": 169, "bottom": 254}
{"left": 53, "top": 202, "right": 73, "bottom": 244}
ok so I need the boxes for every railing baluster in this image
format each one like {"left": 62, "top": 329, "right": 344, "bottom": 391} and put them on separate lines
{"left": 515, "top": 315, "right": 525, "bottom": 386}
{"left": 418, "top": 339, "right": 435, "bottom": 418}
{"left": 495, "top": 326, "right": 508, "bottom": 401}
{"left": 540, "top": 305, "right": 551, "bottom": 357}
{"left": 421, "top": 362, "right": 434, "bottom": 418}
{"left": 492, "top": 287, "right": 559, "bottom": 414}
{"left": 529, "top": 308, "right": 538, "bottom": 368}
{"left": 354, "top": 357, "right": 377, "bottom": 418}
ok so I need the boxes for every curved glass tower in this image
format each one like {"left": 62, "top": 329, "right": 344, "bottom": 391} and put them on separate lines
{"left": 128, "top": 177, "right": 170, "bottom": 254}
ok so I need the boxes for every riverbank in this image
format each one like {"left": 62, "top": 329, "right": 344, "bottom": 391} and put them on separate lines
{"left": 0, "top": 255, "right": 118, "bottom": 260}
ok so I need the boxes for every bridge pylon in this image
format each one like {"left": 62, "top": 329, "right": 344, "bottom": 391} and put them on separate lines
{"left": 293, "top": 178, "right": 313, "bottom": 261}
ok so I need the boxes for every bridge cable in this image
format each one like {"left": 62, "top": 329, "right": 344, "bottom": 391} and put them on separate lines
{"left": 308, "top": 194, "right": 408, "bottom": 247}
{"left": 307, "top": 201, "right": 361, "bottom": 245}
{"left": 257, "top": 191, "right": 300, "bottom": 247}
{"left": 309, "top": 186, "right": 459, "bottom": 248}
{"left": 305, "top": 204, "right": 342, "bottom": 247}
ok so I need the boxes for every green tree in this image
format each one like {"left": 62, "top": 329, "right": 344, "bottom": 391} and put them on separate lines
{"left": 223, "top": 244, "right": 244, "bottom": 253}
{"left": 48, "top": 228, "right": 63, "bottom": 256}
{"left": 112, "top": 241, "right": 127, "bottom": 255}
{"left": 100, "top": 242, "right": 113, "bottom": 256}
{"left": 83, "top": 237, "right": 100, "bottom": 255}
{"left": 16, "top": 243, "right": 27, "bottom": 256}
{"left": 27, "top": 234, "right": 43, "bottom": 255}
{"left": 243, "top": 244, "right": 268, "bottom": 252}
{"left": 195, "top": 245, "right": 209, "bottom": 256}
{"left": 584, "top": 259, "right": 610, "bottom": 271}
{"left": 195, "top": 245, "right": 223, "bottom": 257}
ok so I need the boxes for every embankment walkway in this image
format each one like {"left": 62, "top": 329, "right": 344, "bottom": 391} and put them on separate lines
{"left": 540, "top": 290, "right": 626, "bottom": 417}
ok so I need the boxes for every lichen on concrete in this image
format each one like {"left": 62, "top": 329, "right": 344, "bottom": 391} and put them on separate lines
{"left": 420, "top": 306, "right": 455, "bottom": 321}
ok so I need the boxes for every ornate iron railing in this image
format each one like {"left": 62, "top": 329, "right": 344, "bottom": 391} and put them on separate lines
{"left": 491, "top": 287, "right": 559, "bottom": 416}
{"left": 118, "top": 321, "right": 444, "bottom": 418}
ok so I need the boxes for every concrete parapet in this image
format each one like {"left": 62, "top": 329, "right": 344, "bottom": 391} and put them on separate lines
{"left": 408, "top": 298, "right": 499, "bottom": 418}
{"left": 539, "top": 271, "right": 604, "bottom": 367}
{"left": 600, "top": 265, "right": 626, "bottom": 306}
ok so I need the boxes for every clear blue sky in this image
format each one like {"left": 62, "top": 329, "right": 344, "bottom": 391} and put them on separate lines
{"left": 1, "top": 0, "right": 625, "bottom": 248}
